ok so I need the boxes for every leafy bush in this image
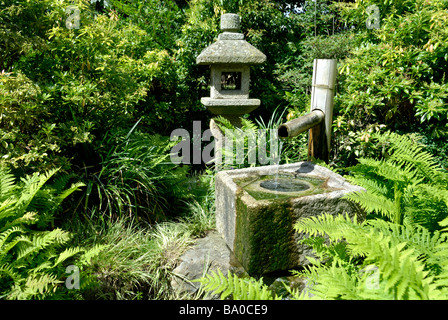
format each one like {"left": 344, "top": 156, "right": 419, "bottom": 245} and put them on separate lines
{"left": 333, "top": 0, "right": 448, "bottom": 166}
{"left": 0, "top": 0, "right": 186, "bottom": 174}
{"left": 213, "top": 108, "right": 307, "bottom": 170}
{"left": 0, "top": 168, "right": 105, "bottom": 299}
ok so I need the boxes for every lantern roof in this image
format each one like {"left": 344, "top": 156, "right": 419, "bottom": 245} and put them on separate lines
{"left": 196, "top": 13, "right": 266, "bottom": 65}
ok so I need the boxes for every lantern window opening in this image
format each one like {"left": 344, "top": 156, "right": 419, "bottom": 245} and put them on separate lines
{"left": 221, "top": 72, "right": 242, "bottom": 91}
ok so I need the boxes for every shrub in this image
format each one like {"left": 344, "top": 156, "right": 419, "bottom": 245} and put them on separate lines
{"left": 333, "top": 0, "right": 448, "bottom": 166}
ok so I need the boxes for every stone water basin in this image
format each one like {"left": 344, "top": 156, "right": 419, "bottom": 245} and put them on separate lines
{"left": 215, "top": 161, "right": 365, "bottom": 275}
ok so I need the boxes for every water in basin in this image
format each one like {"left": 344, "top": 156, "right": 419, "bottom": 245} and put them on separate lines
{"left": 259, "top": 178, "right": 311, "bottom": 192}
{"left": 234, "top": 174, "right": 333, "bottom": 201}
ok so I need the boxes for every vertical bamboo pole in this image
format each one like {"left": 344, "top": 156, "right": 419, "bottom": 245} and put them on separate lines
{"left": 308, "top": 59, "right": 337, "bottom": 163}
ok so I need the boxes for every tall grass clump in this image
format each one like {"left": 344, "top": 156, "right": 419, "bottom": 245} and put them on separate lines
{"left": 78, "top": 122, "right": 191, "bottom": 222}
{"left": 70, "top": 216, "right": 208, "bottom": 300}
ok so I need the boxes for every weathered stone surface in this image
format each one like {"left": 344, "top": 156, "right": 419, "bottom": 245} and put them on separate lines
{"left": 218, "top": 32, "right": 245, "bottom": 40}
{"left": 171, "top": 231, "right": 246, "bottom": 296}
{"left": 215, "top": 161, "right": 365, "bottom": 275}
{"left": 210, "top": 64, "right": 250, "bottom": 99}
{"left": 201, "top": 98, "right": 260, "bottom": 115}
{"left": 196, "top": 40, "right": 266, "bottom": 65}
{"left": 220, "top": 13, "right": 240, "bottom": 32}
{"left": 197, "top": 13, "right": 265, "bottom": 119}
{"left": 196, "top": 13, "right": 266, "bottom": 65}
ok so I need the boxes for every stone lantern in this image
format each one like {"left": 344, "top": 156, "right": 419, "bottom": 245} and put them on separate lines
{"left": 197, "top": 13, "right": 266, "bottom": 122}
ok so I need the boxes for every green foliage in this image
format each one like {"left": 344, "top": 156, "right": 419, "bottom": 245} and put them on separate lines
{"left": 0, "top": 168, "right": 105, "bottom": 299}
{"left": 277, "top": 0, "right": 356, "bottom": 111}
{"left": 277, "top": 32, "right": 356, "bottom": 110}
{"left": 70, "top": 197, "right": 216, "bottom": 300}
{"left": 214, "top": 116, "right": 262, "bottom": 169}
{"left": 334, "top": 0, "right": 448, "bottom": 166}
{"left": 196, "top": 269, "right": 281, "bottom": 300}
{"left": 0, "top": 0, "right": 331, "bottom": 173}
{"left": 0, "top": 0, "right": 65, "bottom": 70}
{"left": 79, "top": 124, "right": 191, "bottom": 222}
{"left": 294, "top": 213, "right": 448, "bottom": 300}
{"left": 213, "top": 110, "right": 307, "bottom": 169}
{"left": 74, "top": 219, "right": 175, "bottom": 300}
{"left": 344, "top": 131, "right": 448, "bottom": 231}
{"left": 197, "top": 131, "right": 448, "bottom": 300}
{"left": 291, "top": 133, "right": 448, "bottom": 299}
{"left": 0, "top": 0, "right": 187, "bottom": 173}
{"left": 197, "top": 213, "right": 448, "bottom": 300}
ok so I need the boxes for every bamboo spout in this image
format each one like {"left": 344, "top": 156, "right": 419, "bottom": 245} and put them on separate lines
{"left": 277, "top": 109, "right": 324, "bottom": 138}
{"left": 277, "top": 59, "right": 337, "bottom": 163}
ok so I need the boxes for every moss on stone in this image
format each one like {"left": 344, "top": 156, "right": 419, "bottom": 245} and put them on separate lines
{"left": 234, "top": 194, "right": 296, "bottom": 275}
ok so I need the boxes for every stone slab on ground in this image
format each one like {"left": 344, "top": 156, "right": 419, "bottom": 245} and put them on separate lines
{"left": 171, "top": 230, "right": 246, "bottom": 297}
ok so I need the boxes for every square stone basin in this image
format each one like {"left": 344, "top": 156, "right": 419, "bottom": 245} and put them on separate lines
{"left": 215, "top": 161, "right": 365, "bottom": 275}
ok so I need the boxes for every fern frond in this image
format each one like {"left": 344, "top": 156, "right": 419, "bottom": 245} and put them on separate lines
{"left": 357, "top": 157, "right": 415, "bottom": 184}
{"left": 78, "top": 244, "right": 108, "bottom": 266}
{"left": 295, "top": 213, "right": 362, "bottom": 242}
{"left": 378, "top": 132, "right": 442, "bottom": 181}
{"left": 56, "top": 181, "right": 85, "bottom": 203}
{"left": 16, "top": 228, "right": 71, "bottom": 261}
{"left": 22, "top": 272, "right": 62, "bottom": 299}
{"left": 0, "top": 197, "right": 18, "bottom": 223}
{"left": 0, "top": 169, "right": 16, "bottom": 200}
{"left": 14, "top": 168, "right": 60, "bottom": 218}
{"left": 345, "top": 189, "right": 399, "bottom": 222}
{"left": 345, "top": 174, "right": 388, "bottom": 196}
{"left": 240, "top": 117, "right": 258, "bottom": 132}
{"left": 0, "top": 226, "right": 23, "bottom": 252}
{"left": 344, "top": 226, "right": 434, "bottom": 299}
{"left": 52, "top": 247, "right": 84, "bottom": 268}
{"left": 214, "top": 116, "right": 235, "bottom": 131}
{"left": 367, "top": 219, "right": 447, "bottom": 264}
{"left": 0, "top": 263, "right": 21, "bottom": 287}
{"left": 296, "top": 259, "right": 364, "bottom": 300}
{"left": 196, "top": 270, "right": 280, "bottom": 300}
{"left": 296, "top": 212, "right": 443, "bottom": 299}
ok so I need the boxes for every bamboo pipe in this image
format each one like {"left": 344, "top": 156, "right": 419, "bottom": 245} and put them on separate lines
{"left": 277, "top": 109, "right": 324, "bottom": 138}
{"left": 277, "top": 59, "right": 337, "bottom": 163}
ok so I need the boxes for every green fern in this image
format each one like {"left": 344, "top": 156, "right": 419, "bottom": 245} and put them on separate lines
{"left": 376, "top": 131, "right": 442, "bottom": 182}
{"left": 294, "top": 212, "right": 448, "bottom": 300}
{"left": 196, "top": 269, "right": 281, "bottom": 300}
{"left": 286, "top": 132, "right": 448, "bottom": 300}
{"left": 344, "top": 131, "right": 448, "bottom": 230}
{"left": 214, "top": 115, "right": 280, "bottom": 169}
{"left": 0, "top": 168, "right": 105, "bottom": 299}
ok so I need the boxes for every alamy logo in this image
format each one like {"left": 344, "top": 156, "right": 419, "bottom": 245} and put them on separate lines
{"left": 169, "top": 121, "right": 281, "bottom": 166}
{"left": 65, "top": 6, "right": 80, "bottom": 30}
{"left": 366, "top": 5, "right": 380, "bottom": 30}
{"left": 360, "top": 265, "right": 380, "bottom": 290}
{"left": 65, "top": 265, "right": 80, "bottom": 289}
